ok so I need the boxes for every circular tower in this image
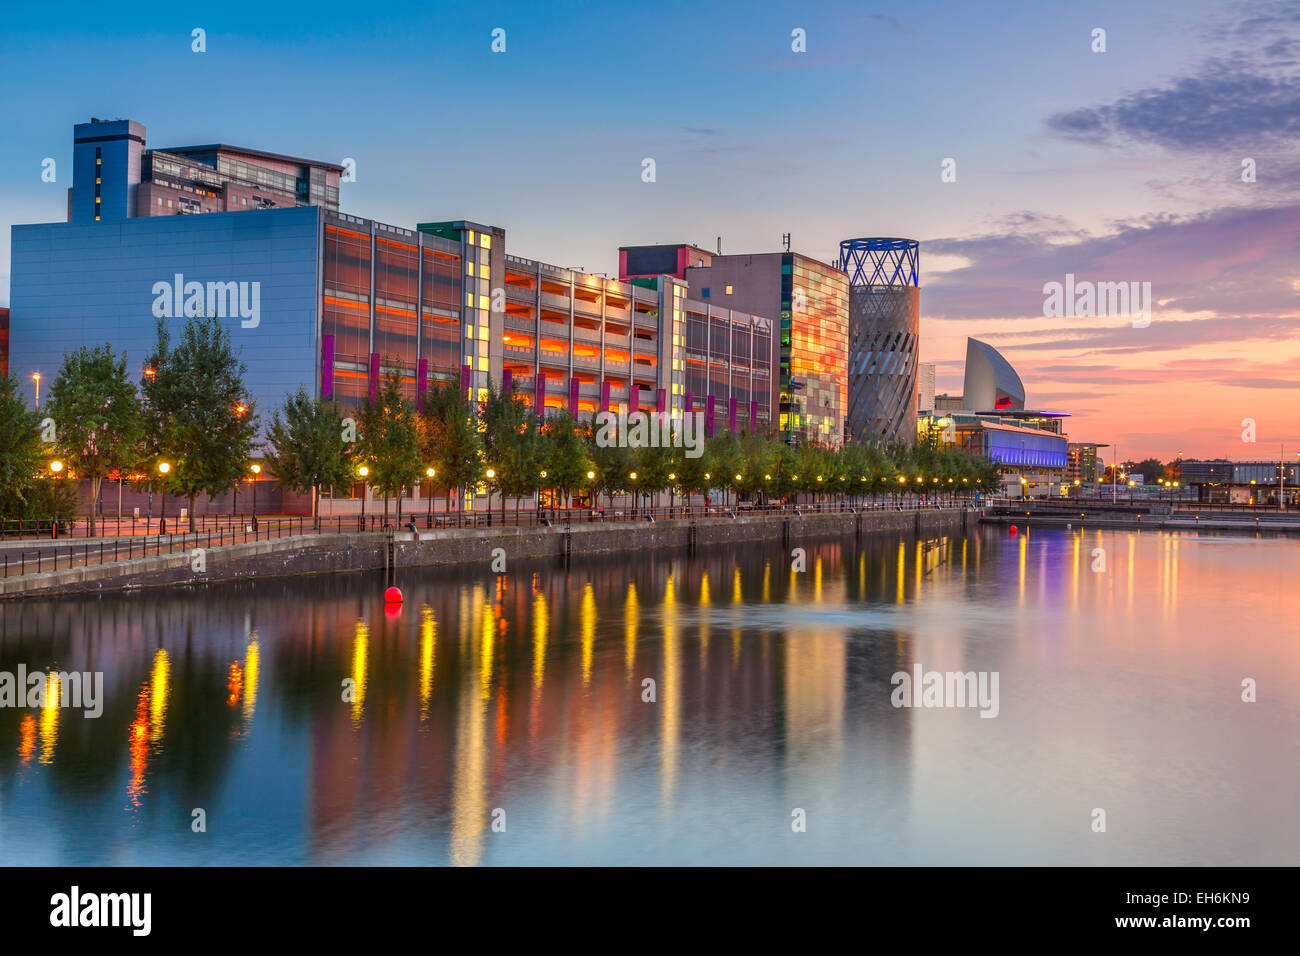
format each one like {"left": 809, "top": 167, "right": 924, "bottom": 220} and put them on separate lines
{"left": 839, "top": 238, "right": 920, "bottom": 443}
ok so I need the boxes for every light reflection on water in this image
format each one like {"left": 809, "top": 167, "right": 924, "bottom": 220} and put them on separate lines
{"left": 0, "top": 527, "right": 1297, "bottom": 866}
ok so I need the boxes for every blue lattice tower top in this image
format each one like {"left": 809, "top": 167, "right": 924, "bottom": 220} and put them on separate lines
{"left": 839, "top": 238, "right": 919, "bottom": 288}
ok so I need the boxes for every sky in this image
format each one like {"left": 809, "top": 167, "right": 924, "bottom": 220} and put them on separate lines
{"left": 1, "top": 0, "right": 1296, "bottom": 462}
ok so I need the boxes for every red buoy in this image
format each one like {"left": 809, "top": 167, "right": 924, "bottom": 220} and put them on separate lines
{"left": 1009, "top": 525, "right": 1018, "bottom": 536}
{"left": 384, "top": 586, "right": 403, "bottom": 604}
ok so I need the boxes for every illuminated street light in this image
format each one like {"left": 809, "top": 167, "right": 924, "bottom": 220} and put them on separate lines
{"left": 50, "top": 460, "right": 63, "bottom": 473}
{"left": 158, "top": 461, "right": 172, "bottom": 534}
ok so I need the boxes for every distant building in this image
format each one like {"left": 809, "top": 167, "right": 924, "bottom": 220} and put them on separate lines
{"left": 1067, "top": 442, "right": 1108, "bottom": 484}
{"left": 917, "top": 362, "right": 936, "bottom": 414}
{"left": 963, "top": 337, "right": 1025, "bottom": 411}
{"left": 618, "top": 243, "right": 715, "bottom": 281}
{"left": 69, "top": 117, "right": 343, "bottom": 223}
{"left": 918, "top": 337, "right": 1070, "bottom": 495}
{"left": 1181, "top": 459, "right": 1300, "bottom": 506}
{"left": 0, "top": 307, "right": 8, "bottom": 378}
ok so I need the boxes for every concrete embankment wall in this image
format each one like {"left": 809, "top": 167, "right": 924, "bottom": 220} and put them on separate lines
{"left": 0, "top": 508, "right": 973, "bottom": 599}
{"left": 980, "top": 513, "right": 1300, "bottom": 534}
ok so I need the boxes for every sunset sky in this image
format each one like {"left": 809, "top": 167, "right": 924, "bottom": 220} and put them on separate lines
{"left": 1, "top": 0, "right": 1295, "bottom": 461}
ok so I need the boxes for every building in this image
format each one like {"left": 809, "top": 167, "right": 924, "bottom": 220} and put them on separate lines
{"left": 69, "top": 117, "right": 342, "bottom": 223}
{"left": 680, "top": 251, "right": 848, "bottom": 446}
{"left": 917, "top": 362, "right": 936, "bottom": 414}
{"left": 963, "top": 337, "right": 1025, "bottom": 411}
{"left": 618, "top": 243, "right": 714, "bottom": 281}
{"left": 841, "top": 238, "right": 920, "bottom": 444}
{"left": 917, "top": 337, "right": 1070, "bottom": 495}
{"left": 1181, "top": 459, "right": 1300, "bottom": 506}
{"left": 1066, "top": 442, "right": 1108, "bottom": 484}
{"left": 0, "top": 307, "right": 8, "bottom": 378}
{"left": 11, "top": 205, "right": 772, "bottom": 429}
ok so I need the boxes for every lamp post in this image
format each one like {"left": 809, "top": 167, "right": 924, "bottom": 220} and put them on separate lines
{"left": 49, "top": 460, "right": 63, "bottom": 538}
{"left": 358, "top": 465, "right": 369, "bottom": 531}
{"left": 485, "top": 468, "right": 496, "bottom": 525}
{"left": 158, "top": 462, "right": 171, "bottom": 534}
{"left": 250, "top": 463, "right": 261, "bottom": 530}
{"left": 426, "top": 467, "right": 436, "bottom": 527}
{"left": 32, "top": 372, "right": 41, "bottom": 406}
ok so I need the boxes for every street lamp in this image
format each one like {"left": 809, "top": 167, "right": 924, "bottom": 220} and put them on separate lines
{"left": 158, "top": 461, "right": 171, "bottom": 534}
{"left": 250, "top": 463, "right": 261, "bottom": 530}
{"left": 426, "top": 467, "right": 436, "bottom": 525}
{"left": 49, "top": 460, "right": 63, "bottom": 538}
{"left": 32, "top": 372, "right": 41, "bottom": 406}
{"left": 358, "top": 465, "right": 369, "bottom": 531}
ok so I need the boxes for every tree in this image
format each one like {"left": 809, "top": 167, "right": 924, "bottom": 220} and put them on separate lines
{"left": 0, "top": 375, "right": 44, "bottom": 521}
{"left": 481, "top": 385, "right": 543, "bottom": 521}
{"left": 43, "top": 345, "right": 142, "bottom": 536}
{"left": 540, "top": 411, "right": 590, "bottom": 513}
{"left": 264, "top": 387, "right": 354, "bottom": 530}
{"left": 140, "top": 315, "right": 259, "bottom": 532}
{"left": 1130, "top": 458, "right": 1165, "bottom": 484}
{"left": 420, "top": 382, "right": 483, "bottom": 523}
{"left": 356, "top": 365, "right": 423, "bottom": 526}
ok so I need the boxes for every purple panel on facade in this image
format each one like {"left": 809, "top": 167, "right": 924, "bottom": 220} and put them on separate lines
{"left": 535, "top": 372, "right": 546, "bottom": 416}
{"left": 321, "top": 333, "right": 335, "bottom": 400}
{"left": 630, "top": 384, "right": 640, "bottom": 417}
{"left": 416, "top": 358, "right": 428, "bottom": 412}
{"left": 570, "top": 377, "right": 579, "bottom": 413}
{"left": 461, "top": 364, "right": 471, "bottom": 402}
{"left": 656, "top": 387, "right": 665, "bottom": 414}
{"left": 684, "top": 391, "right": 694, "bottom": 414}
{"left": 728, "top": 397, "right": 737, "bottom": 432}
{"left": 368, "top": 353, "right": 380, "bottom": 403}
{"left": 503, "top": 368, "right": 513, "bottom": 395}
{"left": 601, "top": 381, "right": 610, "bottom": 414}
{"left": 706, "top": 395, "right": 715, "bottom": 437}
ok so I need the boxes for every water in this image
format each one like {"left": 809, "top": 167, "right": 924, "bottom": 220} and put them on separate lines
{"left": 1, "top": 527, "right": 1297, "bottom": 866}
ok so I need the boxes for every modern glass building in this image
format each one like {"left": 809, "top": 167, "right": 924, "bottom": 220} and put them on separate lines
{"left": 681, "top": 251, "right": 848, "bottom": 445}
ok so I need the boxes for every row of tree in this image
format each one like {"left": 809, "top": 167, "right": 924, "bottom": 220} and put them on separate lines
{"left": 1, "top": 314, "right": 1001, "bottom": 535}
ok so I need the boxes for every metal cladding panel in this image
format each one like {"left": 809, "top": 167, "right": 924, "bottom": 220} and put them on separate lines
{"left": 600, "top": 381, "right": 610, "bottom": 414}
{"left": 846, "top": 285, "right": 920, "bottom": 443}
{"left": 570, "top": 376, "right": 579, "bottom": 413}
{"left": 706, "top": 395, "right": 715, "bottom": 437}
{"left": 321, "top": 333, "right": 335, "bottom": 399}
{"left": 368, "top": 353, "right": 380, "bottom": 402}
{"left": 9, "top": 206, "right": 321, "bottom": 437}
{"left": 416, "top": 357, "right": 428, "bottom": 411}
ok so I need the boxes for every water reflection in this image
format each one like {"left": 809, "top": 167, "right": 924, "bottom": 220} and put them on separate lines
{"left": 1, "top": 527, "right": 1298, "bottom": 865}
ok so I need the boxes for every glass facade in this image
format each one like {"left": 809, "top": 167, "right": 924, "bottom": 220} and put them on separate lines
{"left": 780, "top": 255, "right": 848, "bottom": 445}
{"left": 322, "top": 215, "right": 465, "bottom": 408}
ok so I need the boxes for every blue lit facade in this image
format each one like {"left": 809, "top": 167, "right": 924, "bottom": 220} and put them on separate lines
{"left": 10, "top": 206, "right": 321, "bottom": 429}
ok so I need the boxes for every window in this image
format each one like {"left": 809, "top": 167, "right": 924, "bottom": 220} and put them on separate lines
{"left": 478, "top": 326, "right": 488, "bottom": 340}
{"left": 702, "top": 288, "right": 710, "bottom": 299}
{"left": 480, "top": 264, "right": 490, "bottom": 280}
{"left": 467, "top": 230, "right": 476, "bottom": 244}
{"left": 725, "top": 285, "right": 733, "bottom": 295}
{"left": 158, "top": 198, "right": 163, "bottom": 206}
{"left": 477, "top": 357, "right": 488, "bottom": 371}
{"left": 480, "top": 234, "right": 491, "bottom": 249}
{"left": 466, "top": 324, "right": 475, "bottom": 338}
{"left": 478, "top": 295, "right": 489, "bottom": 310}
{"left": 466, "top": 292, "right": 474, "bottom": 307}
{"left": 466, "top": 261, "right": 475, "bottom": 276}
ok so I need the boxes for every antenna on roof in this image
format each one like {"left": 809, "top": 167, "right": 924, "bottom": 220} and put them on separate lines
{"left": 782, "top": 233, "right": 791, "bottom": 252}
{"left": 716, "top": 236, "right": 721, "bottom": 255}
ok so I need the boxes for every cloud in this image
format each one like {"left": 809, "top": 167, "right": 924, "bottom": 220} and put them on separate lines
{"left": 922, "top": 202, "right": 1300, "bottom": 325}
{"left": 1046, "top": 61, "right": 1300, "bottom": 151}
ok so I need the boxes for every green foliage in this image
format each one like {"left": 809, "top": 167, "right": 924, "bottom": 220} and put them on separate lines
{"left": 265, "top": 387, "right": 354, "bottom": 529}
{"left": 420, "top": 382, "right": 484, "bottom": 514}
{"left": 356, "top": 365, "right": 423, "bottom": 520}
{"left": 141, "top": 315, "right": 258, "bottom": 531}
{"left": 0, "top": 375, "right": 45, "bottom": 520}
{"left": 44, "top": 345, "right": 143, "bottom": 535}
{"left": 481, "top": 383, "right": 543, "bottom": 518}
{"left": 540, "top": 411, "right": 591, "bottom": 508}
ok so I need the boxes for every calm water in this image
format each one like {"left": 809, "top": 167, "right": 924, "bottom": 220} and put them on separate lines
{"left": 1, "top": 527, "right": 1297, "bottom": 866}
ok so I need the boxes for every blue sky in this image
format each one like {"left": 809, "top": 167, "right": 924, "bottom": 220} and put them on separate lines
{"left": 2, "top": 0, "right": 1296, "bottom": 457}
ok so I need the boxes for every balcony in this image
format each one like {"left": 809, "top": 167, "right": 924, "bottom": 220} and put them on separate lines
{"left": 571, "top": 324, "right": 602, "bottom": 344}
{"left": 540, "top": 291, "right": 570, "bottom": 311}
